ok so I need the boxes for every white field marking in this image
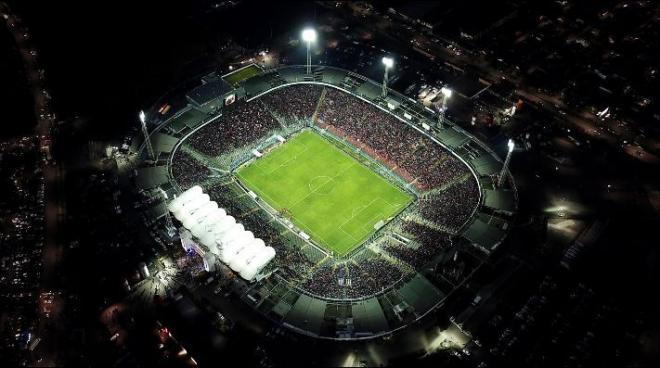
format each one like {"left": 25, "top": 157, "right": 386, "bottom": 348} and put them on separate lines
{"left": 307, "top": 175, "right": 334, "bottom": 193}
{"left": 337, "top": 198, "right": 379, "bottom": 235}
{"left": 344, "top": 195, "right": 413, "bottom": 237}
{"left": 260, "top": 143, "right": 310, "bottom": 175}
{"left": 239, "top": 175, "right": 285, "bottom": 210}
{"left": 248, "top": 132, "right": 311, "bottom": 177}
{"left": 288, "top": 160, "right": 357, "bottom": 210}
{"left": 241, "top": 171, "right": 334, "bottom": 249}
{"left": 288, "top": 214, "right": 332, "bottom": 249}
{"left": 239, "top": 137, "right": 310, "bottom": 206}
{"left": 339, "top": 227, "right": 360, "bottom": 245}
{"left": 360, "top": 208, "right": 391, "bottom": 233}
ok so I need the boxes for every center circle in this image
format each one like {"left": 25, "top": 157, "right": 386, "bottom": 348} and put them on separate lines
{"left": 308, "top": 175, "right": 334, "bottom": 195}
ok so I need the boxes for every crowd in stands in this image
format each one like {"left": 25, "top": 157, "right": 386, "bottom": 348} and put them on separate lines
{"left": 420, "top": 177, "right": 479, "bottom": 232}
{"left": 205, "top": 183, "right": 247, "bottom": 216}
{"left": 301, "top": 258, "right": 404, "bottom": 299}
{"left": 206, "top": 182, "right": 317, "bottom": 281}
{"left": 169, "top": 84, "right": 481, "bottom": 297}
{"left": 259, "top": 84, "right": 323, "bottom": 120}
{"left": 187, "top": 101, "right": 279, "bottom": 157}
{"left": 385, "top": 222, "right": 452, "bottom": 268}
{"left": 171, "top": 150, "right": 209, "bottom": 189}
{"left": 317, "top": 87, "right": 471, "bottom": 190}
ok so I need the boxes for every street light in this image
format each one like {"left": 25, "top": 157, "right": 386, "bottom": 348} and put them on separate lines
{"left": 301, "top": 28, "right": 317, "bottom": 74}
{"left": 381, "top": 56, "right": 394, "bottom": 97}
{"left": 498, "top": 139, "right": 515, "bottom": 187}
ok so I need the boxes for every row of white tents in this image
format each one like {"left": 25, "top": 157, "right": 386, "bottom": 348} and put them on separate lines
{"left": 168, "top": 186, "right": 276, "bottom": 280}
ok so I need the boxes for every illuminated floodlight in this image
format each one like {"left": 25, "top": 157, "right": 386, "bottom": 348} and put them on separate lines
{"left": 301, "top": 28, "right": 317, "bottom": 43}
{"left": 498, "top": 139, "right": 516, "bottom": 187}
{"left": 440, "top": 87, "right": 453, "bottom": 98}
{"left": 302, "top": 28, "right": 317, "bottom": 75}
{"left": 381, "top": 57, "right": 394, "bottom": 97}
{"left": 139, "top": 110, "right": 146, "bottom": 124}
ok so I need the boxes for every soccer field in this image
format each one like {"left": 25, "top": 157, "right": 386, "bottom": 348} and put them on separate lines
{"left": 236, "top": 130, "right": 413, "bottom": 256}
{"left": 222, "top": 64, "right": 262, "bottom": 86}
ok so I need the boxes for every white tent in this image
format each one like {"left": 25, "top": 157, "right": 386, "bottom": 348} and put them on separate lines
{"left": 167, "top": 186, "right": 276, "bottom": 281}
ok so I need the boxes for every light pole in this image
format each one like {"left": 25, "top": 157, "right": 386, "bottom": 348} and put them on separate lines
{"left": 139, "top": 110, "right": 156, "bottom": 163}
{"left": 498, "top": 139, "right": 515, "bottom": 187}
{"left": 301, "top": 28, "right": 317, "bottom": 75}
{"left": 381, "top": 57, "right": 393, "bottom": 97}
{"left": 158, "top": 187, "right": 176, "bottom": 238}
{"left": 438, "top": 87, "right": 452, "bottom": 128}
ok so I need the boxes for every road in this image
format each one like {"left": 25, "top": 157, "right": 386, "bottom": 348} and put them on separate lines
{"left": 2, "top": 3, "right": 66, "bottom": 365}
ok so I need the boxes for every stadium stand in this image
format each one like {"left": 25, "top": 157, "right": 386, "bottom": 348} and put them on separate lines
{"left": 317, "top": 87, "right": 474, "bottom": 191}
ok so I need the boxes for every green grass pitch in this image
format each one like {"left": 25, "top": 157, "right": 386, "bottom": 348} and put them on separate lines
{"left": 222, "top": 64, "right": 262, "bottom": 86}
{"left": 236, "top": 130, "right": 414, "bottom": 256}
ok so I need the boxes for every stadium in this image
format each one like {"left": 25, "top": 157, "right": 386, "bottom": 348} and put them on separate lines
{"left": 130, "top": 63, "right": 517, "bottom": 340}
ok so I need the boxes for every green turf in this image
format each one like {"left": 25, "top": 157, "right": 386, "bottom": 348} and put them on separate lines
{"left": 222, "top": 64, "right": 262, "bottom": 86}
{"left": 236, "top": 130, "right": 413, "bottom": 256}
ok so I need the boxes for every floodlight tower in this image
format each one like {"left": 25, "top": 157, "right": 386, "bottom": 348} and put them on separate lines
{"left": 158, "top": 187, "right": 176, "bottom": 238}
{"left": 381, "top": 57, "right": 394, "bottom": 97}
{"left": 139, "top": 110, "right": 156, "bottom": 163}
{"left": 438, "top": 87, "right": 452, "bottom": 128}
{"left": 301, "top": 28, "right": 317, "bottom": 75}
{"left": 497, "top": 139, "right": 515, "bottom": 187}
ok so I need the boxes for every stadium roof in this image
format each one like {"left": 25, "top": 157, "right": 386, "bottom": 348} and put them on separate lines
{"left": 168, "top": 108, "right": 207, "bottom": 133}
{"left": 483, "top": 189, "right": 516, "bottom": 213}
{"left": 187, "top": 79, "right": 234, "bottom": 106}
{"left": 463, "top": 216, "right": 507, "bottom": 253}
{"left": 136, "top": 166, "right": 169, "bottom": 189}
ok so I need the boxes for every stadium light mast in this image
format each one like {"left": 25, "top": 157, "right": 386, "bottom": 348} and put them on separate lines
{"left": 497, "top": 139, "right": 515, "bottom": 187}
{"left": 381, "top": 57, "right": 394, "bottom": 97}
{"left": 438, "top": 87, "right": 452, "bottom": 128}
{"left": 158, "top": 187, "right": 176, "bottom": 238}
{"left": 139, "top": 110, "right": 156, "bottom": 163}
{"left": 301, "top": 28, "right": 317, "bottom": 75}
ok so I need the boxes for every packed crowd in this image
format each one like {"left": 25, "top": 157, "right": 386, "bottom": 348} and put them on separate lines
{"left": 170, "top": 150, "right": 209, "bottom": 189}
{"left": 187, "top": 101, "right": 279, "bottom": 157}
{"left": 420, "top": 177, "right": 479, "bottom": 232}
{"left": 301, "top": 258, "right": 404, "bottom": 299}
{"left": 171, "top": 85, "right": 481, "bottom": 295}
{"left": 206, "top": 182, "right": 318, "bottom": 280}
{"left": 259, "top": 84, "right": 323, "bottom": 120}
{"left": 385, "top": 221, "right": 452, "bottom": 268}
{"left": 317, "top": 87, "right": 471, "bottom": 190}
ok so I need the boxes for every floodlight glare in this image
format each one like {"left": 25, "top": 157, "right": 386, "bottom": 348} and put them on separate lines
{"left": 508, "top": 139, "right": 515, "bottom": 153}
{"left": 440, "top": 87, "right": 453, "bottom": 98}
{"left": 139, "top": 110, "right": 146, "bottom": 124}
{"left": 382, "top": 57, "right": 394, "bottom": 69}
{"left": 301, "top": 28, "right": 317, "bottom": 43}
